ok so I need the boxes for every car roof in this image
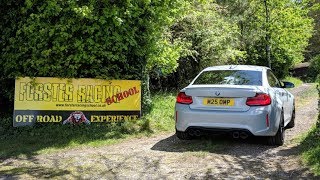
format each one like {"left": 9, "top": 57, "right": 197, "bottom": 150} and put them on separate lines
{"left": 203, "top": 65, "right": 270, "bottom": 72}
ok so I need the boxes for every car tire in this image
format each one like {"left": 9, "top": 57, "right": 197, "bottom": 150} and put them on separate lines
{"left": 286, "top": 106, "right": 295, "bottom": 129}
{"left": 176, "top": 130, "right": 192, "bottom": 140}
{"left": 268, "top": 112, "right": 285, "bottom": 146}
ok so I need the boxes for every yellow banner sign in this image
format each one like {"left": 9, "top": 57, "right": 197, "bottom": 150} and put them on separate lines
{"left": 13, "top": 77, "right": 141, "bottom": 126}
{"left": 15, "top": 77, "right": 141, "bottom": 111}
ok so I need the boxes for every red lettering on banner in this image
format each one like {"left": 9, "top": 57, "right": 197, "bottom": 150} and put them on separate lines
{"left": 105, "top": 86, "right": 139, "bottom": 105}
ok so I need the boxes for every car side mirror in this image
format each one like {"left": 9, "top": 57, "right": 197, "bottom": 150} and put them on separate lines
{"left": 282, "top": 81, "right": 295, "bottom": 88}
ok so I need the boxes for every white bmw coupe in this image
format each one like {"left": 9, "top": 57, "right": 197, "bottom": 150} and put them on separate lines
{"left": 175, "top": 65, "right": 295, "bottom": 146}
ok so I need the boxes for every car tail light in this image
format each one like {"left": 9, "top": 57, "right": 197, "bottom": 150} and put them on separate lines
{"left": 176, "top": 92, "right": 193, "bottom": 104}
{"left": 246, "top": 93, "right": 271, "bottom": 106}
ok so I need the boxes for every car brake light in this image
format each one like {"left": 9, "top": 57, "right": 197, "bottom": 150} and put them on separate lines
{"left": 176, "top": 92, "right": 193, "bottom": 104}
{"left": 246, "top": 93, "right": 271, "bottom": 106}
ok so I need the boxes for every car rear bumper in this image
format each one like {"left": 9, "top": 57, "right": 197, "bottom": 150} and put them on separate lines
{"left": 175, "top": 104, "right": 278, "bottom": 136}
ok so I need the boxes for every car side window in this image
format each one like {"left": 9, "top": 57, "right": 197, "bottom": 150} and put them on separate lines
{"left": 267, "top": 70, "right": 281, "bottom": 88}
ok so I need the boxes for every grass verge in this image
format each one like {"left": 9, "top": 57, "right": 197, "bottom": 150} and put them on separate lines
{"left": 294, "top": 83, "right": 318, "bottom": 108}
{"left": 145, "top": 92, "right": 176, "bottom": 133}
{"left": 283, "top": 76, "right": 303, "bottom": 87}
{"left": 299, "top": 83, "right": 320, "bottom": 176}
{"left": 300, "top": 126, "right": 320, "bottom": 176}
{"left": 0, "top": 92, "right": 177, "bottom": 159}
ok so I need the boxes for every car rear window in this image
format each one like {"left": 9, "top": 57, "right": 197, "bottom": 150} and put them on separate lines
{"left": 193, "top": 70, "right": 262, "bottom": 86}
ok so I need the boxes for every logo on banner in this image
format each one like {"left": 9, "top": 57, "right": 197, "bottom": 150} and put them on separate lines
{"left": 63, "top": 111, "right": 90, "bottom": 125}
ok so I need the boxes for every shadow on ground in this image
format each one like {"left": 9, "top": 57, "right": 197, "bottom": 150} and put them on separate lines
{"left": 151, "top": 134, "right": 318, "bottom": 178}
{"left": 0, "top": 113, "right": 151, "bottom": 160}
{"left": 0, "top": 166, "right": 71, "bottom": 179}
{"left": 151, "top": 134, "right": 274, "bottom": 155}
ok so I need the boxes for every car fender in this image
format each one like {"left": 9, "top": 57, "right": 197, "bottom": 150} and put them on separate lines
{"left": 269, "top": 91, "right": 283, "bottom": 134}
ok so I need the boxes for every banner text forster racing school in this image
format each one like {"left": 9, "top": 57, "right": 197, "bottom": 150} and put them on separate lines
{"left": 13, "top": 77, "right": 141, "bottom": 127}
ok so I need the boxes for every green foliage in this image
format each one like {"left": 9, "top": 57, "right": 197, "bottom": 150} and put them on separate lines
{"left": 318, "top": 83, "right": 320, "bottom": 128}
{"left": 145, "top": 92, "right": 176, "bottom": 132}
{"left": 305, "top": 0, "right": 320, "bottom": 61}
{"left": 151, "top": 0, "right": 315, "bottom": 91}
{"left": 0, "top": 0, "right": 317, "bottom": 112}
{"left": 0, "top": 0, "right": 188, "bottom": 112}
{"left": 269, "top": 0, "right": 313, "bottom": 77}
{"left": 174, "top": 2, "right": 244, "bottom": 66}
{"left": 151, "top": 1, "right": 245, "bottom": 90}
{"left": 217, "top": 0, "right": 314, "bottom": 78}
{"left": 301, "top": 126, "right": 320, "bottom": 176}
{"left": 310, "top": 55, "right": 320, "bottom": 82}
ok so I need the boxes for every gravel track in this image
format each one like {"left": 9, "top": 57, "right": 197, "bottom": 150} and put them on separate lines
{"left": 0, "top": 84, "right": 318, "bottom": 179}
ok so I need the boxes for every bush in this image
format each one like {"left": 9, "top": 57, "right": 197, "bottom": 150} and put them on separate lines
{"left": 301, "top": 127, "right": 320, "bottom": 176}
{"left": 310, "top": 55, "right": 320, "bottom": 82}
{"left": 0, "top": 0, "right": 188, "bottom": 113}
{"left": 317, "top": 82, "right": 320, "bottom": 128}
{"left": 151, "top": 1, "right": 244, "bottom": 90}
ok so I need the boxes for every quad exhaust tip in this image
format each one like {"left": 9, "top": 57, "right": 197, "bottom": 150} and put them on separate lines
{"left": 233, "top": 131, "right": 249, "bottom": 139}
{"left": 187, "top": 129, "right": 249, "bottom": 139}
{"left": 188, "top": 129, "right": 201, "bottom": 137}
{"left": 194, "top": 130, "right": 201, "bottom": 136}
{"left": 232, "top": 131, "right": 240, "bottom": 138}
{"left": 240, "top": 132, "right": 249, "bottom": 139}
{"left": 189, "top": 129, "right": 195, "bottom": 136}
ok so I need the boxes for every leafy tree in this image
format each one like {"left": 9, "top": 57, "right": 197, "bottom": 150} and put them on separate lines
{"left": 305, "top": 0, "right": 320, "bottom": 61}
{"left": 310, "top": 55, "right": 320, "bottom": 81}
{"left": 151, "top": 1, "right": 244, "bottom": 90}
{"left": 269, "top": 0, "right": 313, "bottom": 77}
{"left": 217, "top": 0, "right": 314, "bottom": 78}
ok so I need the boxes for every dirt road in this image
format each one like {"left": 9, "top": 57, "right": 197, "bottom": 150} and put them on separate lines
{"left": 0, "top": 84, "right": 318, "bottom": 179}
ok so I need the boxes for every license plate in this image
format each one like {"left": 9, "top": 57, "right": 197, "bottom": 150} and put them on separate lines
{"left": 203, "top": 98, "right": 235, "bottom": 106}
